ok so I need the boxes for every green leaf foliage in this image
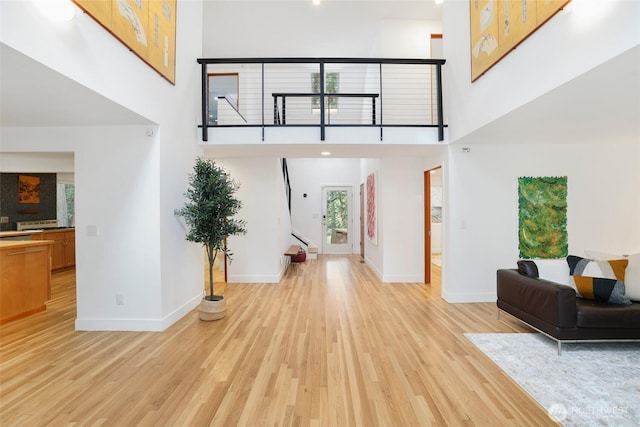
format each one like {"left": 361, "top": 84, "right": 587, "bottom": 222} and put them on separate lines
{"left": 175, "top": 158, "right": 247, "bottom": 297}
{"left": 518, "top": 176, "right": 567, "bottom": 259}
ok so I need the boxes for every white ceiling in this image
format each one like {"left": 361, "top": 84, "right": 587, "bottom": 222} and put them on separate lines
{"left": 0, "top": 43, "right": 152, "bottom": 127}
{"left": 455, "top": 44, "right": 640, "bottom": 146}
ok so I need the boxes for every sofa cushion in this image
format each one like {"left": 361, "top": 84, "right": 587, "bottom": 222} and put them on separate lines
{"left": 624, "top": 254, "right": 640, "bottom": 302}
{"left": 576, "top": 298, "right": 640, "bottom": 328}
{"left": 517, "top": 260, "right": 539, "bottom": 277}
{"left": 567, "top": 255, "right": 631, "bottom": 305}
{"left": 585, "top": 251, "right": 640, "bottom": 303}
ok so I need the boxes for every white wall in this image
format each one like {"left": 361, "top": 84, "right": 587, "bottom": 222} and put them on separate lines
{"left": 381, "top": 20, "right": 442, "bottom": 57}
{"left": 1, "top": 126, "right": 167, "bottom": 326}
{"left": 444, "top": 141, "right": 640, "bottom": 303}
{"left": 1, "top": 0, "right": 205, "bottom": 330}
{"left": 359, "top": 157, "right": 428, "bottom": 283}
{"left": 286, "top": 158, "right": 362, "bottom": 253}
{"left": 442, "top": 0, "right": 640, "bottom": 141}
{"left": 380, "top": 157, "right": 425, "bottom": 282}
{"left": 218, "top": 157, "right": 291, "bottom": 282}
{"left": 0, "top": 153, "right": 74, "bottom": 173}
{"left": 204, "top": 3, "right": 441, "bottom": 58}
{"left": 437, "top": 0, "right": 640, "bottom": 302}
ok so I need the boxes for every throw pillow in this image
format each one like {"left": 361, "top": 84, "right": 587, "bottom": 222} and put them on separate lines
{"left": 566, "top": 255, "right": 631, "bottom": 305}
{"left": 585, "top": 251, "right": 640, "bottom": 303}
{"left": 517, "top": 260, "right": 539, "bottom": 278}
{"left": 624, "top": 254, "right": 640, "bottom": 302}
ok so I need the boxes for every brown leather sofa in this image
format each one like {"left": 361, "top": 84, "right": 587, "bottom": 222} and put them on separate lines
{"left": 496, "top": 268, "right": 640, "bottom": 354}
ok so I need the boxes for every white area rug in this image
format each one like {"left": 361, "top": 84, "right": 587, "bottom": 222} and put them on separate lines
{"left": 465, "top": 333, "right": 640, "bottom": 426}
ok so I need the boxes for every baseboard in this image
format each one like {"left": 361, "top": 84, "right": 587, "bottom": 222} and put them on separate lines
{"left": 75, "top": 294, "right": 201, "bottom": 332}
{"left": 161, "top": 293, "right": 202, "bottom": 329}
{"left": 381, "top": 275, "right": 423, "bottom": 283}
{"left": 364, "top": 256, "right": 382, "bottom": 281}
{"left": 75, "top": 317, "right": 165, "bottom": 331}
{"left": 442, "top": 291, "right": 496, "bottom": 303}
{"left": 227, "top": 274, "right": 281, "bottom": 283}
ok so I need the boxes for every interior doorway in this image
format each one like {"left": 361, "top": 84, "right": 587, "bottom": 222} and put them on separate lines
{"left": 359, "top": 183, "right": 365, "bottom": 260}
{"left": 321, "top": 186, "right": 353, "bottom": 254}
{"left": 424, "top": 167, "right": 443, "bottom": 287}
{"left": 207, "top": 73, "right": 240, "bottom": 126}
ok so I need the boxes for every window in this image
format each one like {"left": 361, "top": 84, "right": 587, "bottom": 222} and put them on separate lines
{"left": 56, "top": 183, "right": 74, "bottom": 227}
{"left": 311, "top": 72, "right": 339, "bottom": 111}
{"left": 207, "top": 73, "right": 240, "bottom": 126}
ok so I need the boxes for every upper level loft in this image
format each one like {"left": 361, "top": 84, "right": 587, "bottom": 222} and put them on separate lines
{"left": 197, "top": 58, "right": 447, "bottom": 146}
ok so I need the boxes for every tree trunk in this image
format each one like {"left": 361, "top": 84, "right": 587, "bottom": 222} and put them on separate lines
{"left": 207, "top": 246, "right": 216, "bottom": 297}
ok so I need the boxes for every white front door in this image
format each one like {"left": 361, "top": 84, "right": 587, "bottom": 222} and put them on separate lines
{"left": 321, "top": 186, "right": 353, "bottom": 254}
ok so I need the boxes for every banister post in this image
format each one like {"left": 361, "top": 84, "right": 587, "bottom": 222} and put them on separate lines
{"left": 201, "top": 61, "right": 208, "bottom": 142}
{"left": 436, "top": 62, "right": 444, "bottom": 142}
{"left": 319, "top": 61, "right": 325, "bottom": 141}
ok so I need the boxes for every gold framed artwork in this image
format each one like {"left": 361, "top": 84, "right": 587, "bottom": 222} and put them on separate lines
{"left": 18, "top": 175, "right": 41, "bottom": 204}
{"left": 470, "top": 0, "right": 571, "bottom": 81}
{"left": 73, "top": 0, "right": 176, "bottom": 84}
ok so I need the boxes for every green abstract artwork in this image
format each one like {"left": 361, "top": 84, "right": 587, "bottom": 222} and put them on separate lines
{"left": 518, "top": 176, "right": 568, "bottom": 259}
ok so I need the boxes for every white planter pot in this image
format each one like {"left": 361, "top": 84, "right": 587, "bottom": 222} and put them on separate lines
{"left": 199, "top": 296, "right": 226, "bottom": 321}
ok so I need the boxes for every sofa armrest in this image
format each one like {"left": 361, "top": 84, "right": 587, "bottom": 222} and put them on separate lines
{"left": 497, "top": 269, "right": 577, "bottom": 328}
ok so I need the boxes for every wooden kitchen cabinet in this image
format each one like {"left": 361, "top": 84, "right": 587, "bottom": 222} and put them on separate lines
{"left": 44, "top": 232, "right": 65, "bottom": 269}
{"left": 3, "top": 228, "right": 76, "bottom": 270}
{"left": 64, "top": 231, "right": 75, "bottom": 268}
{"left": 40, "top": 229, "right": 76, "bottom": 270}
{"left": 0, "top": 240, "right": 52, "bottom": 324}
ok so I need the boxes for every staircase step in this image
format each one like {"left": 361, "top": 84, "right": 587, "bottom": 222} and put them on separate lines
{"left": 308, "top": 247, "right": 318, "bottom": 259}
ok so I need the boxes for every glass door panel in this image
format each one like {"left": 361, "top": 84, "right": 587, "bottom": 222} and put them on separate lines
{"left": 322, "top": 186, "right": 352, "bottom": 254}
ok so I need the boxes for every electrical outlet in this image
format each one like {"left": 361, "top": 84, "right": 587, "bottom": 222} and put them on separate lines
{"left": 0, "top": 216, "right": 8, "bottom": 224}
{"left": 116, "top": 293, "right": 124, "bottom": 305}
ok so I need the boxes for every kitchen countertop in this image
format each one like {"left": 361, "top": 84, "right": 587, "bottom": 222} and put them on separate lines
{"left": 0, "top": 239, "right": 54, "bottom": 249}
{"left": 0, "top": 230, "right": 44, "bottom": 238}
{"left": 0, "top": 228, "right": 74, "bottom": 238}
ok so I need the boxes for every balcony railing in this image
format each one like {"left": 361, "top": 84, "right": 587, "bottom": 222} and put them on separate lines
{"left": 197, "top": 57, "right": 446, "bottom": 142}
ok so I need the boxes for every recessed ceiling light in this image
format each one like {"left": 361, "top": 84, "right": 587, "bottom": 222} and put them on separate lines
{"left": 321, "top": 151, "right": 331, "bottom": 156}
{"left": 312, "top": 0, "right": 321, "bottom": 6}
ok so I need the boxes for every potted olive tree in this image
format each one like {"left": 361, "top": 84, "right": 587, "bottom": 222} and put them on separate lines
{"left": 175, "top": 157, "right": 247, "bottom": 320}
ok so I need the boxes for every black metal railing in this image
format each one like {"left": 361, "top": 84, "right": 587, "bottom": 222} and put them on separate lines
{"left": 197, "top": 57, "right": 446, "bottom": 142}
{"left": 282, "top": 158, "right": 291, "bottom": 213}
{"left": 273, "top": 93, "right": 379, "bottom": 125}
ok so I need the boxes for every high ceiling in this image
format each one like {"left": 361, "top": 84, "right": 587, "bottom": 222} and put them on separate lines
{"left": 1, "top": 0, "right": 638, "bottom": 157}
{"left": 455, "top": 44, "right": 640, "bottom": 146}
{"left": 0, "top": 43, "right": 152, "bottom": 127}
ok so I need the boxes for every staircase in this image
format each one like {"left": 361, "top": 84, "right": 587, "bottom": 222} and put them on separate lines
{"left": 291, "top": 231, "right": 318, "bottom": 260}
{"left": 283, "top": 158, "right": 320, "bottom": 259}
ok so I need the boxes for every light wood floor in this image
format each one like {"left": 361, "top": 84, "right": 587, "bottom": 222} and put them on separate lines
{"left": 0, "top": 256, "right": 555, "bottom": 426}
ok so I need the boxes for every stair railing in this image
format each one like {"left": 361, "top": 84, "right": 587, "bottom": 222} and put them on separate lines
{"left": 197, "top": 57, "right": 447, "bottom": 142}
